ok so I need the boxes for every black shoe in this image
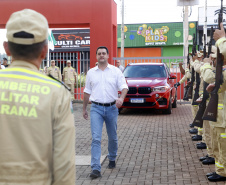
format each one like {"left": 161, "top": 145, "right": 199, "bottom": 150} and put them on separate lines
{"left": 208, "top": 173, "right": 226, "bottom": 182}
{"left": 108, "top": 161, "right": 116, "bottom": 169}
{"left": 191, "top": 135, "right": 196, "bottom": 139}
{"left": 90, "top": 170, "right": 101, "bottom": 179}
{"left": 202, "top": 157, "right": 215, "bottom": 165}
{"left": 192, "top": 135, "right": 202, "bottom": 141}
{"left": 190, "top": 123, "right": 194, "bottom": 128}
{"left": 196, "top": 142, "right": 207, "bottom": 149}
{"left": 206, "top": 172, "right": 216, "bottom": 177}
{"left": 189, "top": 128, "right": 198, "bottom": 134}
{"left": 200, "top": 155, "right": 208, "bottom": 161}
{"left": 191, "top": 134, "right": 199, "bottom": 138}
{"left": 196, "top": 142, "right": 205, "bottom": 146}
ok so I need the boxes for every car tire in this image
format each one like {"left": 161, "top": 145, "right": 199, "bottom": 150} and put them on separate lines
{"left": 164, "top": 97, "right": 172, "bottom": 114}
{"left": 172, "top": 95, "right": 177, "bottom": 108}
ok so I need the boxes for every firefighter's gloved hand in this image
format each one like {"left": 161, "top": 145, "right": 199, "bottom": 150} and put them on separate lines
{"left": 174, "top": 82, "right": 180, "bottom": 88}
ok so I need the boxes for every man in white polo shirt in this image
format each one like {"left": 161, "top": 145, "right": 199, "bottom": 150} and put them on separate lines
{"left": 83, "top": 46, "right": 128, "bottom": 179}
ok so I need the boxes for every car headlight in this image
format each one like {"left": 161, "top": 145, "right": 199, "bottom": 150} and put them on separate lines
{"left": 153, "top": 86, "right": 169, "bottom": 92}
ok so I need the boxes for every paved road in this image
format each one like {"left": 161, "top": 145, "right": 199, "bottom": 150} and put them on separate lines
{"left": 73, "top": 103, "right": 224, "bottom": 185}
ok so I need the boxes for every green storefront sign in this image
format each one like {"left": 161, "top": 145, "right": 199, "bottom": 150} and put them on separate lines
{"left": 117, "top": 22, "right": 197, "bottom": 47}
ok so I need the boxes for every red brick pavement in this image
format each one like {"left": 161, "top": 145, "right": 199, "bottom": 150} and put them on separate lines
{"left": 73, "top": 103, "right": 225, "bottom": 185}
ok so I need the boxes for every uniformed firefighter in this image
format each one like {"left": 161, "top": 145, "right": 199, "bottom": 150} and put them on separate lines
{"left": 202, "top": 58, "right": 226, "bottom": 181}
{"left": 201, "top": 22, "right": 226, "bottom": 182}
{"left": 188, "top": 51, "right": 203, "bottom": 136}
{"left": 0, "top": 9, "right": 75, "bottom": 185}
{"left": 174, "top": 66, "right": 191, "bottom": 88}
{"left": 63, "top": 60, "right": 77, "bottom": 100}
{"left": 189, "top": 51, "right": 208, "bottom": 149}
{"left": 47, "top": 60, "right": 62, "bottom": 81}
{"left": 198, "top": 53, "right": 216, "bottom": 166}
{"left": 173, "top": 54, "right": 200, "bottom": 134}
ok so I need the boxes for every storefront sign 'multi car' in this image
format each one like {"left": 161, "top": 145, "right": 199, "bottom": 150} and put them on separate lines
{"left": 52, "top": 29, "right": 90, "bottom": 52}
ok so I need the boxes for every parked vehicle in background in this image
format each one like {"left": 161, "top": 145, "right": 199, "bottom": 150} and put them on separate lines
{"left": 120, "top": 63, "right": 177, "bottom": 114}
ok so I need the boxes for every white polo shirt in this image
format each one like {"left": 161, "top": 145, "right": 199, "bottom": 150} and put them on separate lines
{"left": 84, "top": 64, "right": 128, "bottom": 103}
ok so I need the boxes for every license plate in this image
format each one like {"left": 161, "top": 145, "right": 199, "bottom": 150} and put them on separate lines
{"left": 130, "top": 98, "right": 144, "bottom": 103}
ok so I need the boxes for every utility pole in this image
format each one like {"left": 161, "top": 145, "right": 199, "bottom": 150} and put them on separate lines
{"left": 183, "top": 6, "right": 189, "bottom": 65}
{"left": 121, "top": 0, "right": 125, "bottom": 67}
{"left": 203, "top": 0, "right": 207, "bottom": 47}
{"left": 178, "top": 0, "right": 199, "bottom": 65}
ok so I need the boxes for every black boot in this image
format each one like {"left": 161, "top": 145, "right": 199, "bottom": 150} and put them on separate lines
{"left": 200, "top": 155, "right": 208, "bottom": 161}
{"left": 208, "top": 173, "right": 226, "bottom": 182}
{"left": 189, "top": 128, "right": 198, "bottom": 134}
{"left": 90, "top": 170, "right": 101, "bottom": 179}
{"left": 196, "top": 142, "right": 206, "bottom": 149}
{"left": 196, "top": 142, "right": 203, "bottom": 146}
{"left": 192, "top": 135, "right": 202, "bottom": 141}
{"left": 202, "top": 157, "right": 215, "bottom": 165}
{"left": 206, "top": 172, "right": 216, "bottom": 177}
{"left": 108, "top": 161, "right": 116, "bottom": 169}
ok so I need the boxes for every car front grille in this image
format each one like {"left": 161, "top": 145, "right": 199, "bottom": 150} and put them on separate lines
{"left": 128, "top": 87, "right": 152, "bottom": 95}
{"left": 128, "top": 87, "right": 137, "bottom": 94}
{"left": 138, "top": 87, "right": 152, "bottom": 94}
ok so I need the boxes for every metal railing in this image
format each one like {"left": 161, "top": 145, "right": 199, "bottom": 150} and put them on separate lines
{"left": 1, "top": 54, "right": 189, "bottom": 102}
{"left": 1, "top": 51, "right": 90, "bottom": 101}
{"left": 112, "top": 56, "right": 185, "bottom": 66}
{"left": 41, "top": 51, "right": 90, "bottom": 100}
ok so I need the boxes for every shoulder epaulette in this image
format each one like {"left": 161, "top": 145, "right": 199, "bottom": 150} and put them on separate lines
{"left": 48, "top": 74, "right": 71, "bottom": 92}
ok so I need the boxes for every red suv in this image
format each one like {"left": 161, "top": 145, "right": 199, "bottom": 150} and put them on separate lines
{"left": 120, "top": 63, "right": 177, "bottom": 114}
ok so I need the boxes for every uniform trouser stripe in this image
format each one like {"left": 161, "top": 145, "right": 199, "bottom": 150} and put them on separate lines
{"left": 216, "top": 162, "right": 224, "bottom": 169}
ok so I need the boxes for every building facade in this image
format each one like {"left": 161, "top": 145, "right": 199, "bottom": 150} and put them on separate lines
{"left": 117, "top": 22, "right": 197, "bottom": 58}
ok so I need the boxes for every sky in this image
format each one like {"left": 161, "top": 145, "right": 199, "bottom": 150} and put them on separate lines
{"left": 115, "top": 0, "right": 226, "bottom": 24}
{"left": 0, "top": 0, "right": 226, "bottom": 54}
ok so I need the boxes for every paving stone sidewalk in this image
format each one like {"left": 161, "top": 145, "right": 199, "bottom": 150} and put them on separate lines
{"left": 73, "top": 103, "right": 225, "bottom": 185}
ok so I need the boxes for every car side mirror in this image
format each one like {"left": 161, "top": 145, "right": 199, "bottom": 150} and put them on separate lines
{"left": 169, "top": 73, "right": 177, "bottom": 79}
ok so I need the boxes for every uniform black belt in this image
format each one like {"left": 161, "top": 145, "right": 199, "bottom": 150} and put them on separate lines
{"left": 92, "top": 101, "right": 116, "bottom": 107}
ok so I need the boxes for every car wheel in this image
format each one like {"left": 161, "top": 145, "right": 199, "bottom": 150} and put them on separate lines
{"left": 172, "top": 95, "right": 177, "bottom": 108}
{"left": 164, "top": 97, "right": 172, "bottom": 114}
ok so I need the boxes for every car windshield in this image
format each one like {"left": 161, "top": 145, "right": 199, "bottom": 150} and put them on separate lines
{"left": 123, "top": 65, "right": 167, "bottom": 78}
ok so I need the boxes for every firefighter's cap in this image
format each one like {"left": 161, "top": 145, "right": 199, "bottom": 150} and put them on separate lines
{"left": 6, "top": 9, "right": 48, "bottom": 45}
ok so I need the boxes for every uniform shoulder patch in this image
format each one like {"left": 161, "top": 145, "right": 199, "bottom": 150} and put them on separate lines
{"left": 48, "top": 74, "right": 71, "bottom": 92}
